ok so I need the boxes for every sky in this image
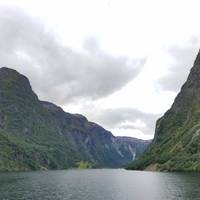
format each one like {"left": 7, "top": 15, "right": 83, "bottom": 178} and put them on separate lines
{"left": 0, "top": 0, "right": 200, "bottom": 139}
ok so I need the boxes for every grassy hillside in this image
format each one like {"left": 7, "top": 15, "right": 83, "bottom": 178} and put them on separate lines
{"left": 127, "top": 51, "right": 200, "bottom": 172}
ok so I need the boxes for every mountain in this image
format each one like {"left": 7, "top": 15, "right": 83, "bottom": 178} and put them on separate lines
{"left": 115, "top": 137, "right": 151, "bottom": 160}
{"left": 0, "top": 67, "right": 150, "bottom": 171}
{"left": 127, "top": 50, "right": 200, "bottom": 172}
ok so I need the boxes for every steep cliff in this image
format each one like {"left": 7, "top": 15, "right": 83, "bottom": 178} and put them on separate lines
{"left": 127, "top": 50, "right": 200, "bottom": 172}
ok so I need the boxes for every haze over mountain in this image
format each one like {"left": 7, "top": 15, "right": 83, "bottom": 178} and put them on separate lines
{"left": 127, "top": 51, "right": 200, "bottom": 171}
{"left": 0, "top": 67, "right": 150, "bottom": 171}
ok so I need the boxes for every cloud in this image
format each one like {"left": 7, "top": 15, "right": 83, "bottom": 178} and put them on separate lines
{"left": 158, "top": 39, "right": 200, "bottom": 92}
{"left": 90, "top": 108, "right": 160, "bottom": 135}
{"left": 0, "top": 6, "right": 145, "bottom": 105}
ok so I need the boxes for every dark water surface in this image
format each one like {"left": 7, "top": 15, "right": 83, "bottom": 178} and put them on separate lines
{"left": 0, "top": 169, "right": 200, "bottom": 200}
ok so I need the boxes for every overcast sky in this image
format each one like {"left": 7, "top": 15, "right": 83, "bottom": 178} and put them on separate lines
{"left": 0, "top": 0, "right": 200, "bottom": 139}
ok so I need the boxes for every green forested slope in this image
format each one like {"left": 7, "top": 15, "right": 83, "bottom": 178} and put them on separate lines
{"left": 127, "top": 51, "right": 200, "bottom": 172}
{"left": 0, "top": 67, "right": 150, "bottom": 171}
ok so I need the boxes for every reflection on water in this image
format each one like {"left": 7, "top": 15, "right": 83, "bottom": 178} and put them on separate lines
{"left": 0, "top": 169, "right": 200, "bottom": 200}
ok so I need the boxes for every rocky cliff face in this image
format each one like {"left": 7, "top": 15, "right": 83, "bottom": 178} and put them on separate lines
{"left": 0, "top": 67, "right": 150, "bottom": 171}
{"left": 127, "top": 50, "right": 200, "bottom": 172}
{"left": 115, "top": 137, "right": 151, "bottom": 161}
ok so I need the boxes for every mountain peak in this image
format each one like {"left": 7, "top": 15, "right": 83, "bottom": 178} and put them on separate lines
{"left": 0, "top": 66, "right": 28, "bottom": 80}
{"left": 0, "top": 67, "right": 38, "bottom": 102}
{"left": 1, "top": 66, "right": 13, "bottom": 70}
{"left": 167, "top": 49, "right": 200, "bottom": 113}
{"left": 0, "top": 66, "right": 23, "bottom": 77}
{"left": 194, "top": 49, "right": 200, "bottom": 66}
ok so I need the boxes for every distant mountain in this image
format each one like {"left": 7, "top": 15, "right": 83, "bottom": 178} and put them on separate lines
{"left": 115, "top": 137, "right": 151, "bottom": 160}
{"left": 0, "top": 67, "right": 150, "bottom": 171}
{"left": 127, "top": 50, "right": 200, "bottom": 172}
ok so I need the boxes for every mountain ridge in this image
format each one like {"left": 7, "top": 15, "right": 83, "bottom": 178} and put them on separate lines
{"left": 127, "top": 50, "right": 200, "bottom": 172}
{"left": 0, "top": 66, "right": 150, "bottom": 171}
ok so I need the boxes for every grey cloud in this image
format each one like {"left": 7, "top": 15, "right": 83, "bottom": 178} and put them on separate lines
{"left": 90, "top": 108, "right": 160, "bottom": 135}
{"left": 0, "top": 6, "right": 145, "bottom": 104}
{"left": 158, "top": 40, "right": 200, "bottom": 92}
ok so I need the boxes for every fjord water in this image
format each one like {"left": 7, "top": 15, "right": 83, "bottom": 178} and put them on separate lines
{"left": 0, "top": 169, "right": 200, "bottom": 200}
